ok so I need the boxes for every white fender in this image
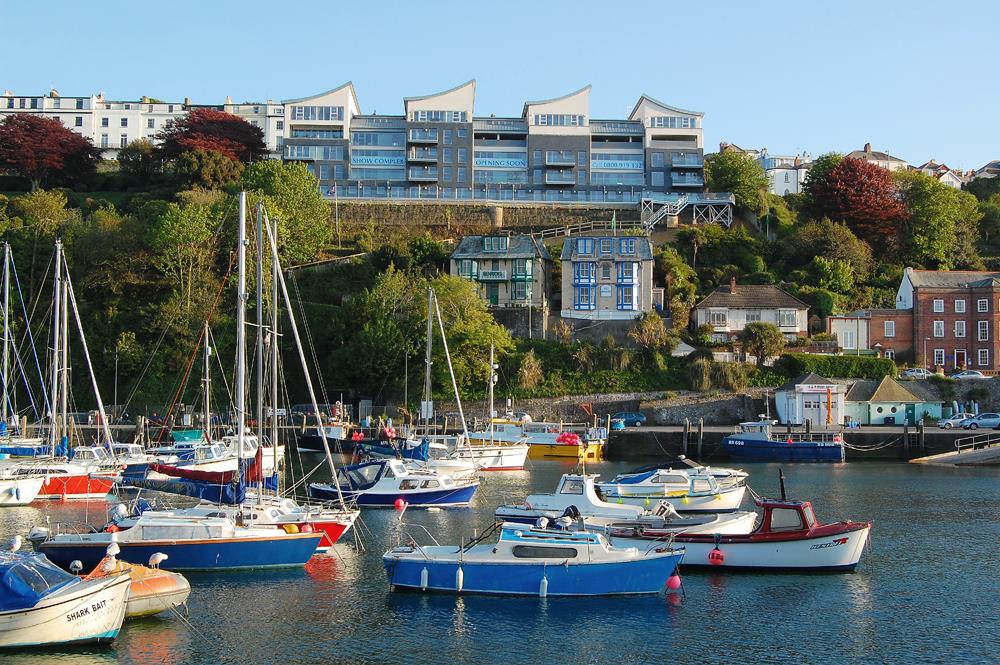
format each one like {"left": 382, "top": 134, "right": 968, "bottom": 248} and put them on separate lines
{"left": 539, "top": 574, "right": 548, "bottom": 598}
{"left": 455, "top": 566, "right": 464, "bottom": 592}
{"left": 420, "top": 566, "right": 429, "bottom": 590}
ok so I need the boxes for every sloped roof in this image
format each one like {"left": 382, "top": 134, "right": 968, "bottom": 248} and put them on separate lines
{"left": 560, "top": 235, "right": 653, "bottom": 261}
{"left": 451, "top": 235, "right": 551, "bottom": 260}
{"left": 628, "top": 93, "right": 704, "bottom": 121}
{"left": 777, "top": 373, "right": 835, "bottom": 391}
{"left": 906, "top": 269, "right": 1000, "bottom": 289}
{"left": 281, "top": 81, "right": 359, "bottom": 108}
{"left": 694, "top": 284, "right": 808, "bottom": 310}
{"left": 847, "top": 376, "right": 922, "bottom": 403}
{"left": 521, "top": 85, "right": 591, "bottom": 118}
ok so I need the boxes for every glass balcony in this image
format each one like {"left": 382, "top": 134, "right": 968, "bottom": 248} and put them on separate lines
{"left": 545, "top": 151, "right": 576, "bottom": 166}
{"left": 589, "top": 120, "right": 644, "bottom": 136}
{"left": 408, "top": 147, "right": 438, "bottom": 162}
{"left": 478, "top": 270, "right": 507, "bottom": 282}
{"left": 408, "top": 128, "right": 438, "bottom": 143}
{"left": 545, "top": 171, "right": 576, "bottom": 185}
{"left": 671, "top": 174, "right": 705, "bottom": 187}
{"left": 408, "top": 167, "right": 438, "bottom": 181}
{"left": 671, "top": 155, "right": 704, "bottom": 168}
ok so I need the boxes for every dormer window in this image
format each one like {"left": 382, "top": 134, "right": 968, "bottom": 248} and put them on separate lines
{"left": 576, "top": 238, "right": 594, "bottom": 255}
{"left": 482, "top": 237, "right": 508, "bottom": 252}
{"left": 620, "top": 238, "right": 636, "bottom": 255}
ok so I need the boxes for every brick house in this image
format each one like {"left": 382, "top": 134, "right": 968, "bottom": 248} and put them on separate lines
{"left": 826, "top": 309, "right": 914, "bottom": 361}
{"left": 692, "top": 278, "right": 809, "bottom": 342}
{"left": 897, "top": 268, "right": 1000, "bottom": 371}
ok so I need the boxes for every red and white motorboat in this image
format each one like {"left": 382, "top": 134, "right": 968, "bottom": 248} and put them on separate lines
{"left": 5, "top": 460, "right": 114, "bottom": 501}
{"left": 609, "top": 488, "right": 871, "bottom": 572}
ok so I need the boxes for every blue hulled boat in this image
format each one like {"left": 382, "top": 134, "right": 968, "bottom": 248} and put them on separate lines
{"left": 383, "top": 521, "right": 684, "bottom": 596}
{"left": 309, "top": 459, "right": 479, "bottom": 507}
{"left": 721, "top": 420, "right": 845, "bottom": 462}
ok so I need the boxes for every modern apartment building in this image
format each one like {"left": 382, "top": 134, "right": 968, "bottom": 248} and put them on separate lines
{"left": 0, "top": 90, "right": 285, "bottom": 157}
{"left": 450, "top": 235, "right": 551, "bottom": 309}
{"left": 559, "top": 234, "right": 654, "bottom": 320}
{"left": 280, "top": 80, "right": 712, "bottom": 206}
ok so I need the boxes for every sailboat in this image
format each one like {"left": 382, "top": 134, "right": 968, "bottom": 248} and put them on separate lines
{"left": 33, "top": 194, "right": 328, "bottom": 569}
{"left": 0, "top": 241, "right": 115, "bottom": 501}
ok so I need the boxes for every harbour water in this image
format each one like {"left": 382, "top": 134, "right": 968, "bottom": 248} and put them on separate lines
{"left": 2, "top": 459, "right": 997, "bottom": 664}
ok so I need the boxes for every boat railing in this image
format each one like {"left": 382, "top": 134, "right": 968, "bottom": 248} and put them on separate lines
{"left": 735, "top": 425, "right": 843, "bottom": 443}
{"left": 40, "top": 522, "right": 102, "bottom": 539}
{"left": 393, "top": 522, "right": 442, "bottom": 553}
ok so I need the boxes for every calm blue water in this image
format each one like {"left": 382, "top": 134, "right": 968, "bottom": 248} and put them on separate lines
{"left": 1, "top": 459, "right": 998, "bottom": 664}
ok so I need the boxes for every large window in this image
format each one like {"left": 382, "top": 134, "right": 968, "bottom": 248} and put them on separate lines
{"left": 933, "top": 299, "right": 944, "bottom": 313}
{"left": 286, "top": 145, "right": 345, "bottom": 160}
{"left": 350, "top": 149, "right": 404, "bottom": 166}
{"left": 620, "top": 238, "right": 636, "bottom": 255}
{"left": 883, "top": 320, "right": 895, "bottom": 338}
{"left": 617, "top": 286, "right": 637, "bottom": 310}
{"left": 574, "top": 286, "right": 595, "bottom": 310}
{"left": 352, "top": 131, "right": 404, "bottom": 146}
{"left": 410, "top": 110, "right": 467, "bottom": 123}
{"left": 933, "top": 320, "right": 945, "bottom": 337}
{"left": 293, "top": 128, "right": 343, "bottom": 139}
{"left": 778, "top": 310, "right": 797, "bottom": 327}
{"left": 651, "top": 172, "right": 665, "bottom": 187}
{"left": 979, "top": 349, "right": 989, "bottom": 367}
{"left": 576, "top": 238, "right": 594, "bottom": 255}
{"left": 955, "top": 321, "right": 966, "bottom": 338}
{"left": 617, "top": 262, "right": 635, "bottom": 284}
{"left": 746, "top": 311, "right": 762, "bottom": 323}
{"left": 651, "top": 152, "right": 665, "bottom": 168}
{"left": 649, "top": 115, "right": 698, "bottom": 129}
{"left": 442, "top": 129, "right": 453, "bottom": 145}
{"left": 591, "top": 153, "right": 644, "bottom": 170}
{"left": 291, "top": 105, "right": 344, "bottom": 121}
{"left": 979, "top": 320, "right": 990, "bottom": 341}
{"left": 532, "top": 114, "right": 585, "bottom": 127}
{"left": 513, "top": 281, "right": 529, "bottom": 301}
{"left": 590, "top": 172, "right": 645, "bottom": 185}
{"left": 457, "top": 148, "right": 468, "bottom": 164}
{"left": 710, "top": 311, "right": 727, "bottom": 326}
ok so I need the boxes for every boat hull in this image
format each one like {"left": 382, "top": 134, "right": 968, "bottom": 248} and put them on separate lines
{"left": 125, "top": 570, "right": 191, "bottom": 617}
{"left": 599, "top": 484, "right": 747, "bottom": 513}
{"left": 452, "top": 443, "right": 529, "bottom": 471}
{"left": 0, "top": 476, "right": 44, "bottom": 506}
{"left": 37, "top": 474, "right": 113, "bottom": 500}
{"left": 721, "top": 436, "right": 845, "bottom": 462}
{"left": 526, "top": 442, "right": 604, "bottom": 461}
{"left": 0, "top": 573, "right": 130, "bottom": 649}
{"left": 383, "top": 549, "right": 683, "bottom": 596}
{"left": 40, "top": 532, "right": 323, "bottom": 572}
{"left": 309, "top": 482, "right": 478, "bottom": 507}
{"left": 614, "top": 524, "right": 871, "bottom": 571}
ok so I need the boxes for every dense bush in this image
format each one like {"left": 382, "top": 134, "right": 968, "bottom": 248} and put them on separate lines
{"left": 774, "top": 353, "right": 895, "bottom": 380}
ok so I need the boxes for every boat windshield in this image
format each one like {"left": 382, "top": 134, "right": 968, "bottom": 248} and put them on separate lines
{"left": 339, "top": 463, "right": 382, "bottom": 489}
{"left": 769, "top": 507, "right": 805, "bottom": 531}
{"left": 559, "top": 479, "right": 584, "bottom": 494}
{"left": 0, "top": 553, "right": 77, "bottom": 611}
{"left": 801, "top": 504, "right": 817, "bottom": 528}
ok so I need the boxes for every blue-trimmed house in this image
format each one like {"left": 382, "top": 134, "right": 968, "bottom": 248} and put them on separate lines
{"left": 560, "top": 234, "right": 654, "bottom": 320}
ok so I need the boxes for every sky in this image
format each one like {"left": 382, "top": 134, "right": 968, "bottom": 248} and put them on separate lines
{"left": 1, "top": 0, "right": 997, "bottom": 169}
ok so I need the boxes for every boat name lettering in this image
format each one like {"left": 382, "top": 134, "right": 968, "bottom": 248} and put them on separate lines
{"left": 809, "top": 537, "right": 848, "bottom": 550}
{"left": 729, "top": 440, "right": 744, "bottom": 446}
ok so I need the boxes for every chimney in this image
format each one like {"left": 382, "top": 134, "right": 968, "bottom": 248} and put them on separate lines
{"left": 863, "top": 142, "right": 872, "bottom": 153}
{"left": 730, "top": 277, "right": 737, "bottom": 294}
{"left": 225, "top": 95, "right": 232, "bottom": 105}
{"left": 183, "top": 97, "right": 191, "bottom": 107}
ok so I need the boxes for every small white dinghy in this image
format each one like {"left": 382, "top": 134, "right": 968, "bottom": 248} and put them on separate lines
{"left": 596, "top": 467, "right": 747, "bottom": 513}
{"left": 0, "top": 541, "right": 130, "bottom": 648}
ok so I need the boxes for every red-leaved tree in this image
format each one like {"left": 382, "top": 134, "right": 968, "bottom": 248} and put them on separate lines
{"left": 0, "top": 115, "right": 102, "bottom": 191}
{"left": 805, "top": 157, "right": 906, "bottom": 245}
{"left": 157, "top": 108, "right": 267, "bottom": 164}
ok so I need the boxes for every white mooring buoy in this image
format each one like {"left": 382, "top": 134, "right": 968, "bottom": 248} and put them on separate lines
{"left": 420, "top": 566, "right": 429, "bottom": 590}
{"left": 455, "top": 566, "right": 464, "bottom": 592}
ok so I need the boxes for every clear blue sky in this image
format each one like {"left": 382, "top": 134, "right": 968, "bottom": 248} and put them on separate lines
{"left": 2, "top": 0, "right": 996, "bottom": 169}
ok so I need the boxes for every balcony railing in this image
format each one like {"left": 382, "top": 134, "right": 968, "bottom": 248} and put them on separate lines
{"left": 408, "top": 167, "right": 438, "bottom": 181}
{"left": 408, "top": 129, "right": 438, "bottom": 143}
{"left": 545, "top": 171, "right": 576, "bottom": 185}
{"left": 671, "top": 156, "right": 704, "bottom": 168}
{"left": 671, "top": 174, "right": 705, "bottom": 187}
{"left": 473, "top": 118, "right": 527, "bottom": 133}
{"left": 511, "top": 272, "right": 533, "bottom": 281}
{"left": 589, "top": 120, "right": 644, "bottom": 135}
{"left": 545, "top": 151, "right": 576, "bottom": 166}
{"left": 408, "top": 148, "right": 438, "bottom": 162}
{"left": 478, "top": 270, "right": 507, "bottom": 281}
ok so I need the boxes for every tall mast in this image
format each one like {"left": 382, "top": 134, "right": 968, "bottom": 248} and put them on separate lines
{"left": 203, "top": 321, "right": 211, "bottom": 443}
{"left": 60, "top": 278, "right": 69, "bottom": 445}
{"left": 262, "top": 209, "right": 345, "bottom": 506}
{"left": 49, "top": 241, "right": 62, "bottom": 453}
{"left": 255, "top": 202, "right": 264, "bottom": 443}
{"left": 270, "top": 217, "right": 279, "bottom": 486}
{"left": 235, "top": 193, "right": 247, "bottom": 463}
{"left": 422, "top": 288, "right": 434, "bottom": 428}
{"left": 488, "top": 344, "right": 495, "bottom": 444}
{"left": 1, "top": 242, "right": 9, "bottom": 427}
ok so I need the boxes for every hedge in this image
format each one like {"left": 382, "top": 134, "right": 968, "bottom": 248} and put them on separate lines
{"left": 774, "top": 353, "right": 896, "bottom": 380}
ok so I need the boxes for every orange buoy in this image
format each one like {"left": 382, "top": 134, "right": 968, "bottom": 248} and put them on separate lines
{"left": 708, "top": 547, "right": 725, "bottom": 566}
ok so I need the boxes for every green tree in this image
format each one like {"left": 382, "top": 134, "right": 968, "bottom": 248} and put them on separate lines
{"left": 518, "top": 350, "right": 543, "bottom": 390}
{"left": 738, "top": 322, "right": 786, "bottom": 367}
{"left": 628, "top": 312, "right": 677, "bottom": 360}
{"left": 148, "top": 200, "right": 220, "bottom": 312}
{"left": 801, "top": 152, "right": 843, "bottom": 215}
{"left": 117, "top": 138, "right": 158, "bottom": 185}
{"left": 895, "top": 171, "right": 984, "bottom": 269}
{"left": 781, "top": 219, "right": 874, "bottom": 282}
{"left": 242, "top": 161, "right": 331, "bottom": 264}
{"left": 810, "top": 256, "right": 855, "bottom": 293}
{"left": 704, "top": 151, "right": 769, "bottom": 215}
{"left": 175, "top": 149, "right": 243, "bottom": 189}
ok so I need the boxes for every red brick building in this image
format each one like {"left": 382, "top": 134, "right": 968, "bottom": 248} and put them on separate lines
{"left": 897, "top": 268, "right": 1000, "bottom": 371}
{"left": 826, "top": 309, "right": 914, "bottom": 361}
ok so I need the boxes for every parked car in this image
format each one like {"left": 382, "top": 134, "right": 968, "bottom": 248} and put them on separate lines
{"left": 611, "top": 412, "right": 646, "bottom": 427}
{"left": 949, "top": 370, "right": 989, "bottom": 380}
{"left": 899, "top": 368, "right": 933, "bottom": 379}
{"left": 961, "top": 413, "right": 1000, "bottom": 429}
{"left": 610, "top": 418, "right": 626, "bottom": 432}
{"left": 937, "top": 413, "right": 975, "bottom": 429}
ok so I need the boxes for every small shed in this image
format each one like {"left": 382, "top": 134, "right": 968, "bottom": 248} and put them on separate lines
{"left": 845, "top": 376, "right": 942, "bottom": 426}
{"left": 774, "top": 373, "right": 846, "bottom": 426}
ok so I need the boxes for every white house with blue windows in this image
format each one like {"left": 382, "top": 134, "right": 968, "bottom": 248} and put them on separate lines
{"left": 560, "top": 234, "right": 654, "bottom": 320}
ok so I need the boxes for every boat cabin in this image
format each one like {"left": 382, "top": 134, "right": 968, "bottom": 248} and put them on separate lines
{"left": 337, "top": 459, "right": 456, "bottom": 492}
{"left": 756, "top": 499, "right": 818, "bottom": 534}
{"left": 221, "top": 434, "right": 259, "bottom": 458}
{"left": 193, "top": 444, "right": 230, "bottom": 463}
{"left": 111, "top": 443, "right": 147, "bottom": 460}
{"left": 71, "top": 446, "right": 112, "bottom": 464}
